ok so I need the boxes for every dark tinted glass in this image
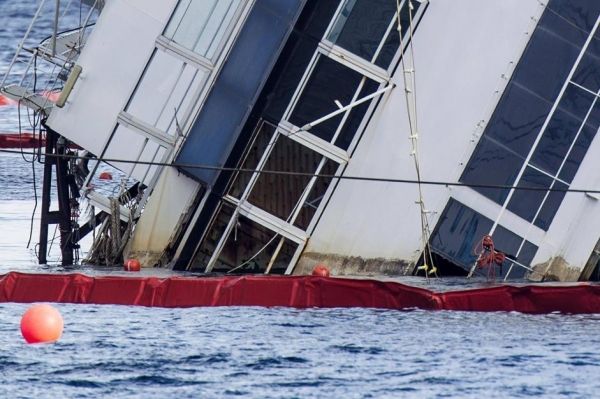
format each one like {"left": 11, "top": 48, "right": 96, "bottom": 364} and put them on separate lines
{"left": 559, "top": 122, "right": 597, "bottom": 182}
{"left": 460, "top": 137, "right": 523, "bottom": 204}
{"left": 190, "top": 202, "right": 235, "bottom": 270}
{"left": 263, "top": 0, "right": 342, "bottom": 122}
{"left": 429, "top": 198, "right": 494, "bottom": 269}
{"left": 493, "top": 225, "right": 527, "bottom": 279}
{"left": 485, "top": 83, "right": 553, "bottom": 159}
{"left": 530, "top": 108, "right": 584, "bottom": 176}
{"left": 507, "top": 167, "right": 553, "bottom": 222}
{"left": 294, "top": 158, "right": 339, "bottom": 230}
{"left": 334, "top": 78, "right": 380, "bottom": 150}
{"left": 290, "top": 56, "right": 363, "bottom": 142}
{"left": 374, "top": 0, "right": 414, "bottom": 69}
{"left": 328, "top": 0, "right": 397, "bottom": 61}
{"left": 513, "top": 10, "right": 586, "bottom": 103}
{"left": 212, "top": 214, "right": 282, "bottom": 273}
{"left": 572, "top": 33, "right": 600, "bottom": 92}
{"left": 267, "top": 238, "right": 299, "bottom": 274}
{"left": 534, "top": 180, "right": 568, "bottom": 230}
{"left": 547, "top": 0, "right": 600, "bottom": 34}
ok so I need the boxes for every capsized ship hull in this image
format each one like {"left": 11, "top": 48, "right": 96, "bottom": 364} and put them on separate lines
{"left": 4, "top": 0, "right": 600, "bottom": 282}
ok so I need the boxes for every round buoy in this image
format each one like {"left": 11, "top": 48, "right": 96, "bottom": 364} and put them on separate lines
{"left": 312, "top": 264, "right": 330, "bottom": 277}
{"left": 98, "top": 171, "right": 113, "bottom": 181}
{"left": 124, "top": 259, "right": 141, "bottom": 272}
{"left": 20, "top": 304, "right": 64, "bottom": 344}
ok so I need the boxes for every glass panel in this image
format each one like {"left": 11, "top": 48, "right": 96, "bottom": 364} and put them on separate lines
{"left": 327, "top": 0, "right": 397, "bottom": 61}
{"left": 530, "top": 86, "right": 591, "bottom": 177}
{"left": 267, "top": 238, "right": 299, "bottom": 275}
{"left": 334, "top": 78, "right": 380, "bottom": 150}
{"left": 507, "top": 167, "right": 553, "bottom": 222}
{"left": 228, "top": 123, "right": 276, "bottom": 199}
{"left": 572, "top": 31, "right": 600, "bottom": 92}
{"left": 485, "top": 82, "right": 553, "bottom": 159}
{"left": 559, "top": 123, "right": 598, "bottom": 182}
{"left": 429, "top": 198, "right": 494, "bottom": 269}
{"left": 211, "top": 215, "right": 282, "bottom": 273}
{"left": 190, "top": 202, "right": 235, "bottom": 271}
{"left": 517, "top": 241, "right": 538, "bottom": 269}
{"left": 546, "top": 0, "right": 600, "bottom": 34}
{"left": 374, "top": 1, "right": 411, "bottom": 69}
{"left": 460, "top": 137, "right": 523, "bottom": 204}
{"left": 294, "top": 159, "right": 339, "bottom": 230}
{"left": 263, "top": 0, "right": 342, "bottom": 121}
{"left": 492, "top": 225, "right": 526, "bottom": 279}
{"left": 247, "top": 135, "right": 323, "bottom": 222}
{"left": 289, "top": 56, "right": 365, "bottom": 143}
{"left": 534, "top": 180, "right": 568, "bottom": 230}
{"left": 512, "top": 9, "right": 587, "bottom": 103}
{"left": 165, "top": 0, "right": 241, "bottom": 60}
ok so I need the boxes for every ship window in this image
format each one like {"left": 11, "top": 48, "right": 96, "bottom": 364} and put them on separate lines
{"left": 507, "top": 167, "right": 553, "bottom": 223}
{"left": 334, "top": 78, "right": 381, "bottom": 150}
{"left": 327, "top": 0, "right": 398, "bottom": 62}
{"left": 211, "top": 214, "right": 283, "bottom": 273}
{"left": 559, "top": 122, "right": 598, "bottom": 183}
{"left": 289, "top": 56, "right": 364, "bottom": 142}
{"left": 266, "top": 238, "right": 299, "bottom": 275}
{"left": 228, "top": 122, "right": 276, "bottom": 199}
{"left": 572, "top": 32, "right": 600, "bottom": 92}
{"left": 459, "top": 0, "right": 600, "bottom": 232}
{"left": 534, "top": 181, "right": 568, "bottom": 230}
{"left": 429, "top": 198, "right": 494, "bottom": 269}
{"left": 289, "top": 55, "right": 380, "bottom": 145}
{"left": 460, "top": 136, "right": 523, "bottom": 204}
{"left": 485, "top": 83, "right": 552, "bottom": 159}
{"left": 530, "top": 85, "right": 594, "bottom": 176}
{"left": 512, "top": 10, "right": 586, "bottom": 103}
{"left": 247, "top": 135, "right": 324, "bottom": 223}
{"left": 165, "top": 0, "right": 241, "bottom": 61}
{"left": 430, "top": 198, "right": 538, "bottom": 277}
{"left": 374, "top": 1, "right": 411, "bottom": 69}
{"left": 126, "top": 50, "right": 209, "bottom": 137}
{"left": 293, "top": 158, "right": 339, "bottom": 230}
{"left": 190, "top": 202, "right": 235, "bottom": 270}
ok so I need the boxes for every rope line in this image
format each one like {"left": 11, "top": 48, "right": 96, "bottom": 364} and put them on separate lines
{"left": 2, "top": 147, "right": 600, "bottom": 194}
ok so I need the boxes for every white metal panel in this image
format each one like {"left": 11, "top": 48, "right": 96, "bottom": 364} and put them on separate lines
{"left": 306, "top": 0, "right": 544, "bottom": 260}
{"left": 46, "top": 0, "right": 177, "bottom": 154}
{"left": 127, "top": 167, "right": 201, "bottom": 265}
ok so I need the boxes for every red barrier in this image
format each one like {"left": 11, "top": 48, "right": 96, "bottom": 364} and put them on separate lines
{"left": 0, "top": 133, "right": 44, "bottom": 149}
{"left": 1, "top": 272, "right": 599, "bottom": 313}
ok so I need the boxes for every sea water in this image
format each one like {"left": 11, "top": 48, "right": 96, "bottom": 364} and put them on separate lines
{"left": 2, "top": 1, "right": 600, "bottom": 398}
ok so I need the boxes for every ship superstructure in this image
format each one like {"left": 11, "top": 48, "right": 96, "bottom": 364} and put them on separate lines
{"left": 4, "top": 0, "right": 600, "bottom": 281}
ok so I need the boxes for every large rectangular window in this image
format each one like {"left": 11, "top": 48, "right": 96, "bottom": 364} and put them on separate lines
{"left": 164, "top": 0, "right": 242, "bottom": 60}
{"left": 430, "top": 199, "right": 538, "bottom": 279}
{"left": 460, "top": 1, "right": 600, "bottom": 231}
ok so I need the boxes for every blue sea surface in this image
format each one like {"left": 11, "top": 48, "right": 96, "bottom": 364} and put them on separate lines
{"left": 1, "top": 304, "right": 600, "bottom": 399}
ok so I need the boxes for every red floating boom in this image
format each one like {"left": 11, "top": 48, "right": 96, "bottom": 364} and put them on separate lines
{"left": 0, "top": 133, "right": 44, "bottom": 149}
{"left": 0, "top": 272, "right": 599, "bottom": 313}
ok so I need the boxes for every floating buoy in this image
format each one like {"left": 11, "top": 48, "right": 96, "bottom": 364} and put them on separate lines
{"left": 312, "top": 264, "right": 330, "bottom": 277}
{"left": 98, "top": 171, "right": 113, "bottom": 181}
{"left": 124, "top": 259, "right": 141, "bottom": 272}
{"left": 20, "top": 304, "right": 64, "bottom": 344}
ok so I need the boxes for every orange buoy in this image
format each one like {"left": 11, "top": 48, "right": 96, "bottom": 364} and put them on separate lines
{"left": 124, "top": 259, "right": 141, "bottom": 272}
{"left": 20, "top": 304, "right": 64, "bottom": 344}
{"left": 312, "top": 264, "right": 330, "bottom": 277}
{"left": 98, "top": 171, "right": 113, "bottom": 181}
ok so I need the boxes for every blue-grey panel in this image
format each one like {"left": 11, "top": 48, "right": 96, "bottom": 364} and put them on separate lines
{"left": 507, "top": 167, "right": 553, "bottom": 222}
{"left": 430, "top": 198, "right": 538, "bottom": 277}
{"left": 176, "top": 0, "right": 306, "bottom": 184}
